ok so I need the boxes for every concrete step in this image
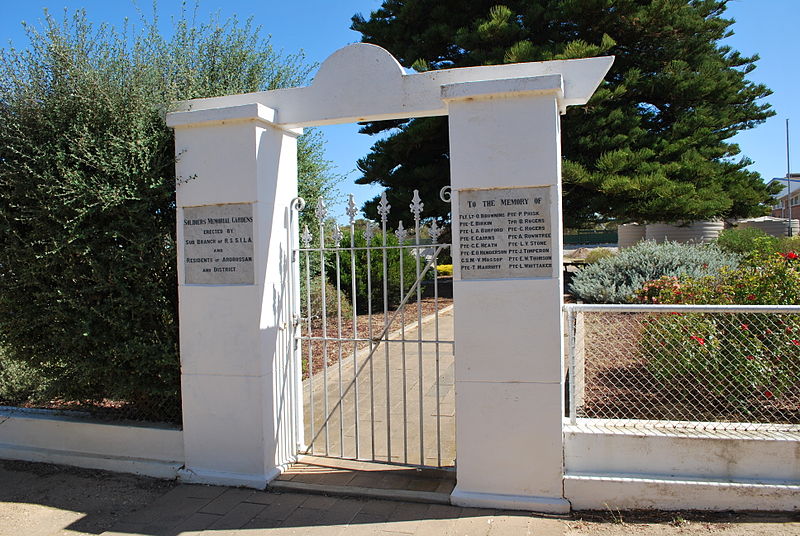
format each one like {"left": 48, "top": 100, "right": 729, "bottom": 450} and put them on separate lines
{"left": 270, "top": 455, "right": 455, "bottom": 505}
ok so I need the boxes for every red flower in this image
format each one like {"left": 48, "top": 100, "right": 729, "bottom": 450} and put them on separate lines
{"left": 783, "top": 251, "right": 798, "bottom": 260}
{"left": 746, "top": 294, "right": 756, "bottom": 301}
{"left": 740, "top": 324, "right": 749, "bottom": 330}
{"left": 745, "top": 355, "right": 755, "bottom": 360}
{"left": 792, "top": 340, "right": 800, "bottom": 346}
{"left": 764, "top": 390, "right": 774, "bottom": 399}
{"left": 690, "top": 335, "right": 705, "bottom": 345}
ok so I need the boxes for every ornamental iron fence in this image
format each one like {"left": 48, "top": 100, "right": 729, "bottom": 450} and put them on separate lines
{"left": 292, "top": 189, "right": 454, "bottom": 468}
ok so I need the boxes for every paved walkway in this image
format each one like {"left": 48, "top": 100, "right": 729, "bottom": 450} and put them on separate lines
{"left": 105, "top": 485, "right": 560, "bottom": 536}
{"left": 4, "top": 456, "right": 798, "bottom": 535}
{"left": 302, "top": 307, "right": 455, "bottom": 468}
{"left": 0, "top": 460, "right": 563, "bottom": 536}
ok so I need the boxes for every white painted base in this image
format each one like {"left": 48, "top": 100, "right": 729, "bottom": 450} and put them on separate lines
{"left": 177, "top": 465, "right": 282, "bottom": 489}
{"left": 565, "top": 421, "right": 800, "bottom": 483}
{"left": 565, "top": 475, "right": 800, "bottom": 511}
{"left": 450, "top": 487, "right": 571, "bottom": 513}
{"left": 564, "top": 421, "right": 800, "bottom": 511}
{"left": 0, "top": 407, "right": 184, "bottom": 479}
{"left": 0, "top": 443, "right": 182, "bottom": 479}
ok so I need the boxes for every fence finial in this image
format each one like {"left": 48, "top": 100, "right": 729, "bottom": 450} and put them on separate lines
{"left": 331, "top": 221, "right": 343, "bottom": 243}
{"left": 410, "top": 190, "right": 424, "bottom": 221}
{"left": 364, "top": 220, "right": 377, "bottom": 242}
{"left": 430, "top": 220, "right": 442, "bottom": 244}
{"left": 301, "top": 225, "right": 313, "bottom": 248}
{"left": 395, "top": 220, "right": 408, "bottom": 242}
{"left": 315, "top": 197, "right": 328, "bottom": 222}
{"left": 346, "top": 194, "right": 358, "bottom": 225}
{"left": 378, "top": 191, "right": 391, "bottom": 223}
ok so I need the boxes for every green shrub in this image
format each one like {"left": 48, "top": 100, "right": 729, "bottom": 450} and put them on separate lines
{"left": 715, "top": 228, "right": 778, "bottom": 256}
{"left": 569, "top": 241, "right": 740, "bottom": 303}
{"left": 584, "top": 248, "right": 615, "bottom": 264}
{"left": 302, "top": 279, "right": 353, "bottom": 322}
{"left": 0, "top": 9, "right": 334, "bottom": 422}
{"left": 637, "top": 250, "right": 800, "bottom": 306}
{"left": 636, "top": 250, "right": 800, "bottom": 407}
{"left": 639, "top": 311, "right": 799, "bottom": 406}
{"left": 778, "top": 235, "right": 800, "bottom": 255}
{"left": 335, "top": 230, "right": 424, "bottom": 314}
{"left": 0, "top": 350, "right": 43, "bottom": 406}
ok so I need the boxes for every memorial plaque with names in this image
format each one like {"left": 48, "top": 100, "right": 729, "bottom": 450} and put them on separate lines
{"left": 458, "top": 186, "right": 553, "bottom": 280}
{"left": 183, "top": 203, "right": 255, "bottom": 285}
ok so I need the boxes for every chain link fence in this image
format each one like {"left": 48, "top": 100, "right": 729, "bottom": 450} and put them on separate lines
{"left": 565, "top": 304, "right": 800, "bottom": 431}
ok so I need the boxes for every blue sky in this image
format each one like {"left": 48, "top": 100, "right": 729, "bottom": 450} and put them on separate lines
{"left": 2, "top": 0, "right": 797, "bottom": 220}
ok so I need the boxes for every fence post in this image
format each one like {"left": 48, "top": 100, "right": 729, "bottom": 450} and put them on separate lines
{"left": 166, "top": 104, "right": 302, "bottom": 488}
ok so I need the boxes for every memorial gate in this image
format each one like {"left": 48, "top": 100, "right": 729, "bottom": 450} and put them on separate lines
{"left": 166, "top": 43, "right": 612, "bottom": 512}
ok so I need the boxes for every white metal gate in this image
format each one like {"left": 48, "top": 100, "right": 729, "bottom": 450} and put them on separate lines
{"left": 290, "top": 189, "right": 454, "bottom": 468}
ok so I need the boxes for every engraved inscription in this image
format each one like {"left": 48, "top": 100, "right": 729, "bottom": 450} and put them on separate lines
{"left": 183, "top": 203, "right": 255, "bottom": 284}
{"left": 457, "top": 186, "right": 552, "bottom": 279}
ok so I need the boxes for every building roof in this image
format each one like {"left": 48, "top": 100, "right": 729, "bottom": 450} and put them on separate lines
{"left": 768, "top": 175, "right": 800, "bottom": 199}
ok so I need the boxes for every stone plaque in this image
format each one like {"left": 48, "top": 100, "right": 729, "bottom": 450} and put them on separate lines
{"left": 183, "top": 203, "right": 255, "bottom": 285}
{"left": 457, "top": 186, "right": 552, "bottom": 279}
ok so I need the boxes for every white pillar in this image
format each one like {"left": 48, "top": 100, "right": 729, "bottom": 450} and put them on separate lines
{"left": 445, "top": 76, "right": 570, "bottom": 512}
{"left": 167, "top": 103, "right": 302, "bottom": 488}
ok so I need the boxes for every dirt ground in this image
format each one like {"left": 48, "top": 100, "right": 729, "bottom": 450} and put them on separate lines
{"left": 565, "top": 510, "right": 800, "bottom": 535}
{"left": 0, "top": 460, "right": 173, "bottom": 536}
{"left": 1, "top": 460, "right": 798, "bottom": 536}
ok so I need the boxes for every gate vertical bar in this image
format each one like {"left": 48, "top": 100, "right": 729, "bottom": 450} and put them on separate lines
{"left": 332, "top": 222, "right": 345, "bottom": 457}
{"left": 430, "top": 218, "right": 444, "bottom": 467}
{"left": 302, "top": 225, "right": 314, "bottom": 452}
{"left": 315, "top": 199, "right": 330, "bottom": 455}
{"left": 411, "top": 190, "right": 425, "bottom": 465}
{"left": 346, "top": 195, "right": 360, "bottom": 459}
{"left": 365, "top": 221, "right": 377, "bottom": 460}
{"left": 395, "top": 221, "right": 409, "bottom": 464}
{"left": 288, "top": 198, "right": 305, "bottom": 459}
{"left": 377, "top": 192, "right": 392, "bottom": 462}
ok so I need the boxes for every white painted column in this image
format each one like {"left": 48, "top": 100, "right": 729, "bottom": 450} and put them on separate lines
{"left": 166, "top": 103, "right": 302, "bottom": 488}
{"left": 444, "top": 76, "right": 570, "bottom": 512}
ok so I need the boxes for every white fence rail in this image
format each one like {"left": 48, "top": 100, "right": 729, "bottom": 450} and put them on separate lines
{"left": 564, "top": 304, "right": 800, "bottom": 432}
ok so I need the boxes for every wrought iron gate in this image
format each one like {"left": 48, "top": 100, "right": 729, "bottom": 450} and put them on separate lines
{"left": 290, "top": 189, "right": 454, "bottom": 468}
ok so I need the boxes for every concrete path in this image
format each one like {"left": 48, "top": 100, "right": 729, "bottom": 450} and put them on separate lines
{"left": 0, "top": 460, "right": 563, "bottom": 536}
{"left": 4, "top": 460, "right": 798, "bottom": 535}
{"left": 302, "top": 307, "right": 455, "bottom": 468}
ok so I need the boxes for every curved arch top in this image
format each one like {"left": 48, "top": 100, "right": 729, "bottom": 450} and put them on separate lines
{"left": 168, "top": 43, "right": 613, "bottom": 129}
{"left": 312, "top": 43, "right": 406, "bottom": 89}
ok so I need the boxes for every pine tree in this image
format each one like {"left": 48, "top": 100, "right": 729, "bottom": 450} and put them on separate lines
{"left": 351, "top": 0, "right": 777, "bottom": 228}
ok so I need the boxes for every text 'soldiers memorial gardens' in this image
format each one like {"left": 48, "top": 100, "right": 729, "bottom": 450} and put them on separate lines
{"left": 183, "top": 203, "right": 255, "bottom": 284}
{"left": 458, "top": 186, "right": 552, "bottom": 279}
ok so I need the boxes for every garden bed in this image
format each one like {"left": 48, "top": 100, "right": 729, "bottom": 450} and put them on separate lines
{"left": 299, "top": 296, "right": 453, "bottom": 379}
{"left": 576, "top": 311, "right": 800, "bottom": 426}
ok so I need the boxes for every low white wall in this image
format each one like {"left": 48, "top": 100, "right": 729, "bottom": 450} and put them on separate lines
{"left": 564, "top": 421, "right": 800, "bottom": 511}
{"left": 0, "top": 407, "right": 184, "bottom": 478}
